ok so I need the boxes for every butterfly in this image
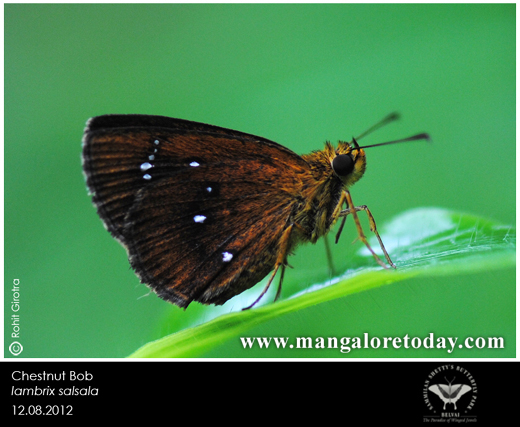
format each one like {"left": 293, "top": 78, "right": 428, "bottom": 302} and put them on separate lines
{"left": 82, "top": 113, "right": 428, "bottom": 309}
{"left": 429, "top": 378, "right": 472, "bottom": 410}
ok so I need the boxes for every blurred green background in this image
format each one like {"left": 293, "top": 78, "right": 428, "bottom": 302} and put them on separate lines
{"left": 4, "top": 4, "right": 515, "bottom": 358}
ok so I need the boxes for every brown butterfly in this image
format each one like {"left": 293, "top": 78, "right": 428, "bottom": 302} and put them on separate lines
{"left": 82, "top": 113, "right": 429, "bottom": 310}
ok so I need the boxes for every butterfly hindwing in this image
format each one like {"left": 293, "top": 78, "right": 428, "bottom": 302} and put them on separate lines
{"left": 125, "top": 172, "right": 292, "bottom": 306}
{"left": 82, "top": 115, "right": 309, "bottom": 307}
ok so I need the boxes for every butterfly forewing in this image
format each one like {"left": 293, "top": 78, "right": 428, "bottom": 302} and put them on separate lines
{"left": 82, "top": 115, "right": 309, "bottom": 307}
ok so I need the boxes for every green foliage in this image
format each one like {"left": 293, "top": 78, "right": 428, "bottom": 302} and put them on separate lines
{"left": 129, "top": 208, "right": 515, "bottom": 357}
{"left": 5, "top": 4, "right": 514, "bottom": 358}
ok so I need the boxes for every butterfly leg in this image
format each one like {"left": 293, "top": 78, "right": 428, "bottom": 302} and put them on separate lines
{"left": 274, "top": 264, "right": 286, "bottom": 301}
{"left": 323, "top": 235, "right": 336, "bottom": 276}
{"left": 333, "top": 190, "right": 396, "bottom": 269}
{"left": 242, "top": 224, "right": 294, "bottom": 310}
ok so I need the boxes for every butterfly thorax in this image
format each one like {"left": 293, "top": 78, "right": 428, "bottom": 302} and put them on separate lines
{"left": 295, "top": 141, "right": 367, "bottom": 243}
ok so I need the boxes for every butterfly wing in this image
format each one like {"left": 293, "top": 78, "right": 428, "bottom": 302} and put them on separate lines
{"left": 449, "top": 384, "right": 471, "bottom": 403}
{"left": 82, "top": 114, "right": 309, "bottom": 307}
{"left": 428, "top": 385, "right": 450, "bottom": 404}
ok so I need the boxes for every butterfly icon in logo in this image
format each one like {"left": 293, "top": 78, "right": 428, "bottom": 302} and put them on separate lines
{"left": 428, "top": 377, "right": 472, "bottom": 410}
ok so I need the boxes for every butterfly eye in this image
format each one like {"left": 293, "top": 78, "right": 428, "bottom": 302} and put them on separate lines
{"left": 331, "top": 154, "right": 354, "bottom": 177}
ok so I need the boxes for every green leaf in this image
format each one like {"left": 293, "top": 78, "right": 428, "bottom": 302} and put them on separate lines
{"left": 128, "top": 207, "right": 515, "bottom": 358}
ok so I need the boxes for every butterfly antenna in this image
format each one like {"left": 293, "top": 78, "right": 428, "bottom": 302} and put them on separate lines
{"left": 356, "top": 133, "right": 431, "bottom": 150}
{"left": 356, "top": 112, "right": 400, "bottom": 140}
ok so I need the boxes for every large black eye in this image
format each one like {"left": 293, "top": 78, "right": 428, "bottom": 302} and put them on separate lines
{"left": 332, "top": 154, "right": 354, "bottom": 177}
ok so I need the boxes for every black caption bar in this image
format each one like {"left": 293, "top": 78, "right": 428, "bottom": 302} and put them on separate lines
{"left": 2, "top": 361, "right": 517, "bottom": 423}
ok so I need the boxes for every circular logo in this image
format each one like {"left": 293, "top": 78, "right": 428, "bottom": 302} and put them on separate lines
{"left": 423, "top": 364, "right": 477, "bottom": 421}
{"left": 9, "top": 341, "right": 23, "bottom": 356}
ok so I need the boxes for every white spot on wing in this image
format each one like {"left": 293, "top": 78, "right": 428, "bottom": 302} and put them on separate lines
{"left": 194, "top": 215, "right": 206, "bottom": 223}
{"left": 222, "top": 252, "right": 233, "bottom": 262}
{"left": 190, "top": 161, "right": 200, "bottom": 167}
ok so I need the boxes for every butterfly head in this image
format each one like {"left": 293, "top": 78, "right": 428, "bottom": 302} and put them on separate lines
{"left": 331, "top": 138, "right": 367, "bottom": 187}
